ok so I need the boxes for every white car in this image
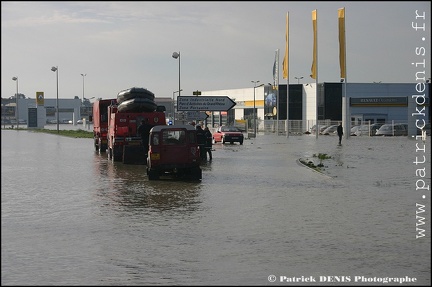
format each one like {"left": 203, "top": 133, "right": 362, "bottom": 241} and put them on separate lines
{"left": 375, "top": 123, "right": 408, "bottom": 136}
{"left": 321, "top": 125, "right": 338, "bottom": 135}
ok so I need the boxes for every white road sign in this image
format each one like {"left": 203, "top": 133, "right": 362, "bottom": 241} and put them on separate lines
{"left": 177, "top": 96, "right": 236, "bottom": 111}
{"left": 185, "top": 111, "right": 209, "bottom": 121}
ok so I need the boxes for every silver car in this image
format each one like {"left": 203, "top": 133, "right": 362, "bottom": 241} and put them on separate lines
{"left": 355, "top": 123, "right": 384, "bottom": 136}
{"left": 350, "top": 125, "right": 361, "bottom": 136}
{"left": 375, "top": 123, "right": 407, "bottom": 136}
{"left": 321, "top": 125, "right": 339, "bottom": 135}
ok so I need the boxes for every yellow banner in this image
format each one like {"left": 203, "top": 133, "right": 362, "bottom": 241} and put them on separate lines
{"left": 338, "top": 7, "right": 346, "bottom": 79}
{"left": 36, "top": 92, "right": 44, "bottom": 106}
{"left": 245, "top": 100, "right": 265, "bottom": 107}
{"left": 310, "top": 10, "right": 317, "bottom": 79}
{"left": 282, "top": 12, "right": 289, "bottom": 80}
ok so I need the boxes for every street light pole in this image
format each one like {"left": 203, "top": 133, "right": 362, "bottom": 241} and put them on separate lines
{"left": 295, "top": 76, "right": 303, "bottom": 84}
{"left": 51, "top": 66, "right": 59, "bottom": 133}
{"left": 12, "top": 77, "right": 19, "bottom": 129}
{"left": 172, "top": 89, "right": 182, "bottom": 125}
{"left": 251, "top": 80, "right": 260, "bottom": 137}
{"left": 172, "top": 51, "right": 181, "bottom": 97}
{"left": 81, "top": 73, "right": 86, "bottom": 102}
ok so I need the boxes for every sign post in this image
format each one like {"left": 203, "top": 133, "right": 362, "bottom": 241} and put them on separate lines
{"left": 177, "top": 96, "right": 236, "bottom": 111}
{"left": 185, "top": 111, "right": 209, "bottom": 121}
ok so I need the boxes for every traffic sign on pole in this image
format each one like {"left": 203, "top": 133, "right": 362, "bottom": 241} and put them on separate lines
{"left": 177, "top": 96, "right": 236, "bottom": 111}
{"left": 185, "top": 111, "right": 209, "bottom": 121}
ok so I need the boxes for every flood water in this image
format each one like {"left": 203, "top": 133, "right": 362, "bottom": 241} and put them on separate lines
{"left": 1, "top": 128, "right": 431, "bottom": 286}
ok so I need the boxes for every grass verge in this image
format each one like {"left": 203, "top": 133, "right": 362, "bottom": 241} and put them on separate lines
{"left": 2, "top": 127, "right": 93, "bottom": 138}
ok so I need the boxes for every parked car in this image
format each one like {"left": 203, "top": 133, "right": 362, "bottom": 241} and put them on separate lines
{"left": 212, "top": 125, "right": 244, "bottom": 145}
{"left": 310, "top": 125, "right": 329, "bottom": 134}
{"left": 354, "top": 123, "right": 384, "bottom": 136}
{"left": 375, "top": 123, "right": 408, "bottom": 136}
{"left": 423, "top": 123, "right": 431, "bottom": 136}
{"left": 321, "top": 125, "right": 338, "bottom": 135}
{"left": 350, "top": 125, "right": 361, "bottom": 136}
{"left": 417, "top": 123, "right": 431, "bottom": 136}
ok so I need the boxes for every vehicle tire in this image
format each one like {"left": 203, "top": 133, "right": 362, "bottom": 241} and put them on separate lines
{"left": 147, "top": 168, "right": 159, "bottom": 180}
{"left": 113, "top": 154, "right": 122, "bottom": 162}
{"left": 94, "top": 139, "right": 99, "bottom": 152}
{"left": 212, "top": 137, "right": 217, "bottom": 144}
{"left": 113, "top": 147, "right": 122, "bottom": 162}
{"left": 189, "top": 167, "right": 202, "bottom": 180}
{"left": 239, "top": 141, "right": 243, "bottom": 145}
{"left": 98, "top": 138, "right": 105, "bottom": 154}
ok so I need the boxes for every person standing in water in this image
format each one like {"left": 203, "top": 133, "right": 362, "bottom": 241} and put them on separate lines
{"left": 204, "top": 126, "right": 213, "bottom": 161}
{"left": 337, "top": 122, "right": 343, "bottom": 145}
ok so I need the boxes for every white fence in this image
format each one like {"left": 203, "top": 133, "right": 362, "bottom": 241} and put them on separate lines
{"left": 249, "top": 119, "right": 430, "bottom": 137}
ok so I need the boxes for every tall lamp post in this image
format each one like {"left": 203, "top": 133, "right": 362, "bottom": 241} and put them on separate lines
{"left": 172, "top": 51, "right": 181, "bottom": 97}
{"left": 172, "top": 89, "right": 182, "bottom": 125}
{"left": 51, "top": 66, "right": 59, "bottom": 133}
{"left": 251, "top": 80, "right": 260, "bottom": 137}
{"left": 12, "top": 77, "right": 19, "bottom": 129}
{"left": 295, "top": 76, "right": 303, "bottom": 84}
{"left": 81, "top": 73, "right": 86, "bottom": 102}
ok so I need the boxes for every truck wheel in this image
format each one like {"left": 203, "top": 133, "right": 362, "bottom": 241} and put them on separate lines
{"left": 98, "top": 139, "right": 106, "bottom": 153}
{"left": 113, "top": 147, "right": 122, "bottom": 162}
{"left": 147, "top": 168, "right": 159, "bottom": 180}
{"left": 94, "top": 139, "right": 99, "bottom": 152}
{"left": 190, "top": 167, "right": 202, "bottom": 180}
{"left": 97, "top": 139, "right": 102, "bottom": 154}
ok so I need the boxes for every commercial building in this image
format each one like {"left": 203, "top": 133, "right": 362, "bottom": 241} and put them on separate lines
{"left": 2, "top": 96, "right": 88, "bottom": 126}
{"left": 2, "top": 83, "right": 430, "bottom": 136}
{"left": 199, "top": 82, "right": 430, "bottom": 135}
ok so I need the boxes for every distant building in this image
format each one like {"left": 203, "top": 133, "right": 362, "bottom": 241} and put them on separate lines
{"left": 2, "top": 96, "right": 85, "bottom": 125}
{"left": 2, "top": 83, "right": 430, "bottom": 136}
{"left": 199, "top": 82, "right": 431, "bottom": 134}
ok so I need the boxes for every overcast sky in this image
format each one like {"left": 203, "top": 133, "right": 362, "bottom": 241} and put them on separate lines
{"left": 2, "top": 1, "right": 431, "bottom": 100}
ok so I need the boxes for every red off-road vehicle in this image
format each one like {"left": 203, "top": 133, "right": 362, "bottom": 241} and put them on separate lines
{"left": 146, "top": 124, "right": 202, "bottom": 180}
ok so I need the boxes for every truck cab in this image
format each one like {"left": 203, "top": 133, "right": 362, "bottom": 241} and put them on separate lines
{"left": 107, "top": 103, "right": 167, "bottom": 164}
{"left": 147, "top": 124, "right": 202, "bottom": 180}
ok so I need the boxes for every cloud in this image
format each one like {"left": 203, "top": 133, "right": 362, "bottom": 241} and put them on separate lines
{"left": 1, "top": 1, "right": 430, "bottom": 100}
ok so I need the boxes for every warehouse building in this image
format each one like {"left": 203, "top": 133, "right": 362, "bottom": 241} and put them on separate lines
{"left": 199, "top": 82, "right": 430, "bottom": 136}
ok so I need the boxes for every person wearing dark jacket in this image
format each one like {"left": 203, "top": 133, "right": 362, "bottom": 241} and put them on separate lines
{"left": 337, "top": 122, "right": 343, "bottom": 145}
{"left": 204, "top": 126, "right": 213, "bottom": 160}
{"left": 138, "top": 119, "right": 152, "bottom": 153}
{"left": 196, "top": 125, "right": 207, "bottom": 160}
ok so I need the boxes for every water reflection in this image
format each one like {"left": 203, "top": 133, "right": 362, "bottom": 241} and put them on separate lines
{"left": 2, "top": 130, "right": 430, "bottom": 286}
{"left": 92, "top": 153, "right": 202, "bottom": 214}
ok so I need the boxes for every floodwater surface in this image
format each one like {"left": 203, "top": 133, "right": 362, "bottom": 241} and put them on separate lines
{"left": 1, "top": 129, "right": 430, "bottom": 285}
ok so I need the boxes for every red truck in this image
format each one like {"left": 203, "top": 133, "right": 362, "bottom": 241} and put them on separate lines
{"left": 91, "top": 99, "right": 116, "bottom": 153}
{"left": 106, "top": 102, "right": 167, "bottom": 164}
{"left": 91, "top": 95, "right": 167, "bottom": 164}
